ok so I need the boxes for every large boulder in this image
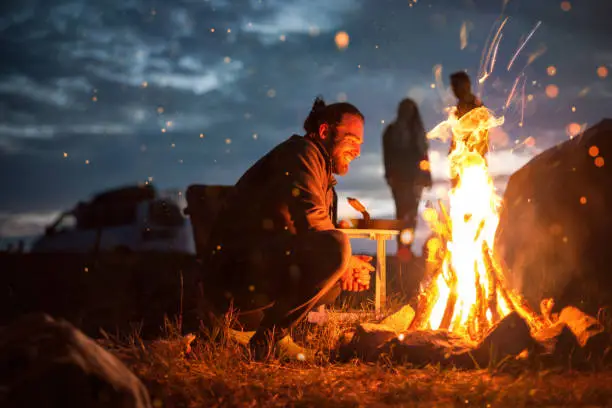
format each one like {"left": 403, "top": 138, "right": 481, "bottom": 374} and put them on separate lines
{"left": 495, "top": 119, "right": 612, "bottom": 313}
{"left": 0, "top": 314, "right": 152, "bottom": 408}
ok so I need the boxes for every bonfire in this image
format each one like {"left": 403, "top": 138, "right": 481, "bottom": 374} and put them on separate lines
{"left": 410, "top": 106, "right": 545, "bottom": 342}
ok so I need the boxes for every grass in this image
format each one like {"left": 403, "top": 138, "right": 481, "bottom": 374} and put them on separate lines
{"left": 100, "top": 310, "right": 612, "bottom": 408}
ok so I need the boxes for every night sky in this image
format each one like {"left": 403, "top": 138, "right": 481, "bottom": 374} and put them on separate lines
{"left": 1, "top": 0, "right": 611, "bottom": 244}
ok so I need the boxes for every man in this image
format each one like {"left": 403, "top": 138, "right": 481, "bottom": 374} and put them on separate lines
{"left": 449, "top": 71, "right": 489, "bottom": 187}
{"left": 202, "top": 97, "right": 374, "bottom": 359}
{"left": 382, "top": 98, "right": 432, "bottom": 260}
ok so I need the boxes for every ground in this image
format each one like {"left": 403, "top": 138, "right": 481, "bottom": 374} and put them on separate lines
{"left": 103, "top": 317, "right": 612, "bottom": 408}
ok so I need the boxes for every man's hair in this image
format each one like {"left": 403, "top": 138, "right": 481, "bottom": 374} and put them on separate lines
{"left": 303, "top": 96, "right": 364, "bottom": 135}
{"left": 450, "top": 71, "right": 471, "bottom": 87}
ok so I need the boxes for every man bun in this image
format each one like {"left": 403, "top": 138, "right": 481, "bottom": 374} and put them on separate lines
{"left": 303, "top": 96, "right": 364, "bottom": 135}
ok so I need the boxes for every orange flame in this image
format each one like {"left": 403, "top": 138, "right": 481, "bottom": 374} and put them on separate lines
{"left": 419, "top": 106, "right": 534, "bottom": 339}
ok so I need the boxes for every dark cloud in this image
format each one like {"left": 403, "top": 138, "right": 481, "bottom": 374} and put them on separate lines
{"left": 0, "top": 0, "right": 611, "bottom": 235}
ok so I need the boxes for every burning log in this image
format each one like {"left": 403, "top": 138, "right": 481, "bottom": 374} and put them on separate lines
{"left": 558, "top": 306, "right": 608, "bottom": 361}
{"left": 438, "top": 264, "right": 458, "bottom": 330}
{"left": 484, "top": 243, "right": 501, "bottom": 325}
{"left": 409, "top": 284, "right": 439, "bottom": 331}
{"left": 482, "top": 242, "right": 544, "bottom": 331}
{"left": 410, "top": 249, "right": 444, "bottom": 331}
{"left": 474, "top": 311, "right": 535, "bottom": 367}
{"left": 482, "top": 242, "right": 516, "bottom": 316}
{"left": 475, "top": 267, "right": 490, "bottom": 336}
{"left": 540, "top": 298, "right": 556, "bottom": 325}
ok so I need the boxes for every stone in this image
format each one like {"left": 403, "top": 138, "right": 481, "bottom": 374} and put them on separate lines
{"left": 339, "top": 323, "right": 397, "bottom": 362}
{"left": 495, "top": 119, "right": 612, "bottom": 314}
{"left": 0, "top": 313, "right": 152, "bottom": 408}
{"left": 379, "top": 330, "right": 475, "bottom": 368}
{"left": 558, "top": 306, "right": 609, "bottom": 362}
{"left": 473, "top": 312, "right": 535, "bottom": 367}
{"left": 380, "top": 304, "right": 416, "bottom": 333}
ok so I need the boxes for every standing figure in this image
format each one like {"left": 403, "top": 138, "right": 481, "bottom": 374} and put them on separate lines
{"left": 449, "top": 71, "right": 489, "bottom": 156}
{"left": 383, "top": 99, "right": 432, "bottom": 257}
{"left": 449, "top": 71, "right": 490, "bottom": 187}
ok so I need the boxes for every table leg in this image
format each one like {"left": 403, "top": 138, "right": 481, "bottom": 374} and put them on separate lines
{"left": 375, "top": 238, "right": 387, "bottom": 315}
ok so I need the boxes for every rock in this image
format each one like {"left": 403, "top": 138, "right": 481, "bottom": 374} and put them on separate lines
{"left": 473, "top": 312, "right": 534, "bottom": 367}
{"left": 338, "top": 323, "right": 397, "bottom": 362}
{"left": 379, "top": 330, "right": 475, "bottom": 368}
{"left": 558, "top": 306, "right": 609, "bottom": 361}
{"left": 533, "top": 321, "right": 579, "bottom": 356}
{"left": 380, "top": 305, "right": 415, "bottom": 333}
{"left": 0, "top": 313, "right": 152, "bottom": 408}
{"left": 495, "top": 119, "right": 612, "bottom": 313}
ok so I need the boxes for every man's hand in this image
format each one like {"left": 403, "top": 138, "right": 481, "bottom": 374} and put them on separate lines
{"left": 340, "top": 255, "right": 374, "bottom": 292}
{"left": 337, "top": 219, "right": 352, "bottom": 229}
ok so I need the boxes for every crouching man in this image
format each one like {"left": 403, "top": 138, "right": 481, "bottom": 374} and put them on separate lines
{"left": 201, "top": 97, "right": 373, "bottom": 359}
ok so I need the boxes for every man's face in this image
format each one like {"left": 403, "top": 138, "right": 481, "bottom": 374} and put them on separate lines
{"left": 324, "top": 113, "right": 364, "bottom": 176}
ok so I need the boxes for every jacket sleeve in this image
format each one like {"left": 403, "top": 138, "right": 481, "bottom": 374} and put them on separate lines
{"left": 282, "top": 145, "right": 336, "bottom": 233}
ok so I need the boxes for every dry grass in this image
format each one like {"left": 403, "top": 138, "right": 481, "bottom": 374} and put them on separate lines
{"left": 99, "top": 311, "right": 612, "bottom": 408}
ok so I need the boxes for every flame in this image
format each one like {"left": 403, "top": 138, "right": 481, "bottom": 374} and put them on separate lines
{"left": 417, "top": 106, "right": 540, "bottom": 340}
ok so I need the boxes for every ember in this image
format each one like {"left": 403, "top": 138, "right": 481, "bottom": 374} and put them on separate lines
{"left": 411, "top": 106, "right": 544, "bottom": 342}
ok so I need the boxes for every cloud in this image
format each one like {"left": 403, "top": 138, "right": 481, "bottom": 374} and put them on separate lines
{"left": 0, "top": 123, "right": 133, "bottom": 139}
{"left": 0, "top": 75, "right": 91, "bottom": 107}
{"left": 0, "top": 0, "right": 610, "bottom": 220}
{"left": 242, "top": 0, "right": 362, "bottom": 41}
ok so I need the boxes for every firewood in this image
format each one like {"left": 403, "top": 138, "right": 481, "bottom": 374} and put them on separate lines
{"left": 438, "top": 265, "right": 457, "bottom": 330}
{"left": 482, "top": 243, "right": 500, "bottom": 324}
{"left": 540, "top": 298, "right": 556, "bottom": 325}
{"left": 482, "top": 242, "right": 544, "bottom": 331}
{"left": 410, "top": 281, "right": 440, "bottom": 331}
{"left": 558, "top": 306, "right": 607, "bottom": 355}
{"left": 475, "top": 265, "right": 489, "bottom": 336}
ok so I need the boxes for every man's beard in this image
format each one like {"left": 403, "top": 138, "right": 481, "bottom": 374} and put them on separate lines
{"left": 332, "top": 157, "right": 349, "bottom": 175}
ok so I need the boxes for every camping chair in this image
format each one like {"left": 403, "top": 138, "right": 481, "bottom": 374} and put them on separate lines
{"left": 183, "top": 184, "right": 235, "bottom": 261}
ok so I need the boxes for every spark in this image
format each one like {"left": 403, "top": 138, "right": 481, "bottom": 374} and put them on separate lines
{"left": 504, "top": 74, "right": 522, "bottom": 109}
{"left": 334, "top": 31, "right": 350, "bottom": 50}
{"left": 597, "top": 66, "right": 609, "bottom": 78}
{"left": 460, "top": 21, "right": 472, "bottom": 50}
{"left": 507, "top": 21, "right": 542, "bottom": 71}
{"left": 520, "top": 75, "right": 526, "bottom": 125}
{"left": 478, "top": 17, "right": 509, "bottom": 85}
{"left": 545, "top": 84, "right": 559, "bottom": 98}
{"left": 525, "top": 45, "right": 547, "bottom": 68}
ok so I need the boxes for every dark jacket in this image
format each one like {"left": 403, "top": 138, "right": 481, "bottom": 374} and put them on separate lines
{"left": 449, "top": 96, "right": 489, "bottom": 157}
{"left": 206, "top": 134, "right": 338, "bottom": 254}
{"left": 382, "top": 123, "right": 432, "bottom": 188}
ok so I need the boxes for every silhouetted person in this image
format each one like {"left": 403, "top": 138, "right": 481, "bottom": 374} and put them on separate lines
{"left": 201, "top": 97, "right": 374, "bottom": 359}
{"left": 383, "top": 99, "right": 432, "bottom": 257}
{"left": 449, "top": 71, "right": 489, "bottom": 187}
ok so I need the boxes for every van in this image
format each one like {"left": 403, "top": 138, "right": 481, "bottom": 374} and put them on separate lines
{"left": 31, "top": 185, "right": 195, "bottom": 254}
